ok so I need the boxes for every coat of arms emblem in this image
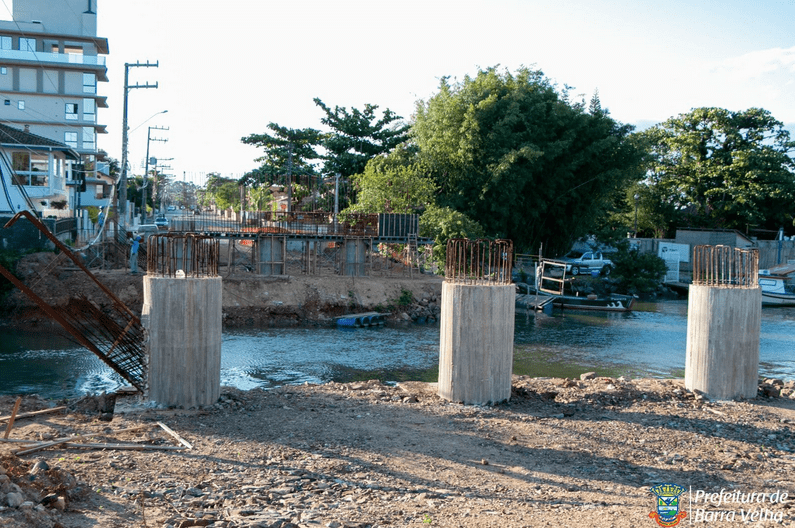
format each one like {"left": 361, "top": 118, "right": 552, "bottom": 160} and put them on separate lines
{"left": 649, "top": 483, "right": 687, "bottom": 526}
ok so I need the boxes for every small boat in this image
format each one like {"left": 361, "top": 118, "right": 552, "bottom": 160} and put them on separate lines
{"left": 335, "top": 312, "right": 386, "bottom": 328}
{"left": 759, "top": 265, "right": 795, "bottom": 306}
{"left": 516, "top": 283, "right": 635, "bottom": 312}
{"left": 551, "top": 292, "right": 635, "bottom": 311}
{"left": 517, "top": 257, "right": 637, "bottom": 313}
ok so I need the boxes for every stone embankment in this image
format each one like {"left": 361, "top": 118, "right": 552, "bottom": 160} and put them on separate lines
{"left": 2, "top": 252, "right": 444, "bottom": 328}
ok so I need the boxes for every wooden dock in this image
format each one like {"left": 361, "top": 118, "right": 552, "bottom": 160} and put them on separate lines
{"left": 516, "top": 293, "right": 556, "bottom": 312}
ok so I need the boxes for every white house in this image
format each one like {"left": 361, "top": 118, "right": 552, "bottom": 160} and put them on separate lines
{"left": 0, "top": 122, "right": 79, "bottom": 215}
{"left": 0, "top": 0, "right": 109, "bottom": 215}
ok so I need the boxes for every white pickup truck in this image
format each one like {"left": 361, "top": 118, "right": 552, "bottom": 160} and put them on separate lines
{"left": 559, "top": 250, "right": 613, "bottom": 276}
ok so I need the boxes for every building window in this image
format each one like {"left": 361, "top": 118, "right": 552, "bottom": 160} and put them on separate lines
{"left": 1, "top": 67, "right": 6, "bottom": 75}
{"left": 12, "top": 152, "right": 29, "bottom": 172}
{"left": 17, "top": 100, "right": 24, "bottom": 110}
{"left": 19, "top": 37, "right": 36, "bottom": 52}
{"left": 82, "top": 73, "right": 95, "bottom": 94}
{"left": 11, "top": 151, "right": 49, "bottom": 186}
{"left": 82, "top": 127, "right": 95, "bottom": 150}
{"left": 83, "top": 98, "right": 95, "bottom": 122}
{"left": 0, "top": 36, "right": 11, "bottom": 50}
{"left": 65, "top": 103, "right": 78, "bottom": 120}
{"left": 64, "top": 131, "right": 78, "bottom": 148}
{"left": 4, "top": 100, "right": 9, "bottom": 106}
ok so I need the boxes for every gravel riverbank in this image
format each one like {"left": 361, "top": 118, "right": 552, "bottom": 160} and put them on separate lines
{"left": 2, "top": 376, "right": 795, "bottom": 527}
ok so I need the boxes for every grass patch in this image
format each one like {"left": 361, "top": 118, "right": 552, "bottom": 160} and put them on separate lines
{"left": 330, "top": 364, "right": 438, "bottom": 384}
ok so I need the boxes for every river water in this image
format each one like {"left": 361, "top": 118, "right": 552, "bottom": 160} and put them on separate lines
{"left": 2, "top": 300, "right": 794, "bottom": 399}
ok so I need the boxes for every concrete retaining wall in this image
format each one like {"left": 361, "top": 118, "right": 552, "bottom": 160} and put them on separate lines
{"left": 685, "top": 284, "right": 761, "bottom": 400}
{"left": 142, "top": 276, "right": 222, "bottom": 407}
{"left": 438, "top": 283, "right": 515, "bottom": 404}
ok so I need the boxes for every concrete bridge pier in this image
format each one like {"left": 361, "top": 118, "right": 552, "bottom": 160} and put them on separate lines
{"left": 437, "top": 239, "right": 515, "bottom": 405}
{"left": 256, "top": 236, "right": 284, "bottom": 275}
{"left": 438, "top": 282, "right": 515, "bottom": 404}
{"left": 343, "top": 238, "right": 367, "bottom": 276}
{"left": 685, "top": 245, "right": 761, "bottom": 400}
{"left": 142, "top": 235, "right": 222, "bottom": 408}
{"left": 143, "top": 276, "right": 222, "bottom": 407}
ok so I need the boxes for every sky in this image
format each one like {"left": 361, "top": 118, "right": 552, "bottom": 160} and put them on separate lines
{"left": 36, "top": 1, "right": 795, "bottom": 186}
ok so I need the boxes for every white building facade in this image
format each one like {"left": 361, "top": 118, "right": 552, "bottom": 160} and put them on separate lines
{"left": 0, "top": 0, "right": 108, "bottom": 214}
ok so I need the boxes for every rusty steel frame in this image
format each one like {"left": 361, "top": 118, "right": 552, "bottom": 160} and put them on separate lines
{"left": 1, "top": 211, "right": 147, "bottom": 392}
{"left": 146, "top": 234, "right": 220, "bottom": 278}
{"left": 692, "top": 245, "right": 758, "bottom": 288}
{"left": 445, "top": 239, "right": 513, "bottom": 284}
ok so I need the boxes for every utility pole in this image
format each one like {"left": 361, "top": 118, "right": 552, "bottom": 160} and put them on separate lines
{"left": 151, "top": 158, "right": 173, "bottom": 211}
{"left": 141, "top": 126, "right": 168, "bottom": 223}
{"left": 119, "top": 60, "right": 159, "bottom": 229}
{"left": 286, "top": 144, "right": 294, "bottom": 213}
{"left": 334, "top": 173, "right": 341, "bottom": 234}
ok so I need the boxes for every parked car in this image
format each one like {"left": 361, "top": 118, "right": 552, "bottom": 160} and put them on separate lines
{"left": 134, "top": 224, "right": 160, "bottom": 241}
{"left": 559, "top": 250, "right": 613, "bottom": 276}
{"left": 154, "top": 216, "right": 168, "bottom": 228}
{"left": 167, "top": 205, "right": 176, "bottom": 212}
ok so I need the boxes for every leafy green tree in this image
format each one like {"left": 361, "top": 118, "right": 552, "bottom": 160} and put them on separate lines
{"left": 204, "top": 174, "right": 240, "bottom": 212}
{"left": 609, "top": 243, "right": 668, "bottom": 295}
{"left": 125, "top": 175, "right": 153, "bottom": 214}
{"left": 419, "top": 205, "right": 485, "bottom": 271}
{"left": 345, "top": 145, "right": 437, "bottom": 214}
{"left": 241, "top": 124, "right": 323, "bottom": 212}
{"left": 249, "top": 185, "right": 273, "bottom": 212}
{"left": 641, "top": 107, "right": 795, "bottom": 233}
{"left": 314, "top": 98, "right": 410, "bottom": 178}
{"left": 241, "top": 123, "right": 322, "bottom": 185}
{"left": 412, "top": 66, "right": 645, "bottom": 256}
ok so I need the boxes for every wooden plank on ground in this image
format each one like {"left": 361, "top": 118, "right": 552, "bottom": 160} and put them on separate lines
{"left": 13, "top": 425, "right": 151, "bottom": 456}
{"left": 0, "top": 406, "right": 67, "bottom": 423}
{"left": 157, "top": 422, "right": 193, "bottom": 449}
{"left": 3, "top": 397, "right": 22, "bottom": 439}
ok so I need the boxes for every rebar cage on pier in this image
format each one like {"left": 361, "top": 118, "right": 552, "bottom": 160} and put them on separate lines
{"left": 692, "top": 245, "right": 758, "bottom": 288}
{"left": 146, "top": 234, "right": 220, "bottom": 278}
{"left": 445, "top": 239, "right": 513, "bottom": 284}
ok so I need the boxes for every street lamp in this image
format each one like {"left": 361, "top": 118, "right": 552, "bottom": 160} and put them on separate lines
{"left": 131, "top": 109, "right": 167, "bottom": 134}
{"left": 634, "top": 193, "right": 640, "bottom": 237}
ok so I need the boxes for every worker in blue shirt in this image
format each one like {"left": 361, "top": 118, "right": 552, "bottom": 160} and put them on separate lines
{"left": 130, "top": 235, "right": 141, "bottom": 274}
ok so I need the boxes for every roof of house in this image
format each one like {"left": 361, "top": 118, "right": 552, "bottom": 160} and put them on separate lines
{"left": 0, "top": 123, "right": 80, "bottom": 159}
{"left": 675, "top": 227, "right": 753, "bottom": 245}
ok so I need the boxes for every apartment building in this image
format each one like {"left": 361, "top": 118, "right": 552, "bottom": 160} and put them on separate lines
{"left": 0, "top": 0, "right": 108, "bottom": 214}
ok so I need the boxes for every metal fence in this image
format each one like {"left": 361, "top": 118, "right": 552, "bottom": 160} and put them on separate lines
{"left": 218, "top": 236, "right": 435, "bottom": 278}
{"left": 692, "top": 245, "right": 758, "bottom": 288}
{"left": 445, "top": 239, "right": 513, "bottom": 284}
{"left": 170, "top": 211, "right": 383, "bottom": 237}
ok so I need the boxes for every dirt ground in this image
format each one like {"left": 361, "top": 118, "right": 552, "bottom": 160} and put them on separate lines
{"left": 2, "top": 376, "right": 795, "bottom": 528}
